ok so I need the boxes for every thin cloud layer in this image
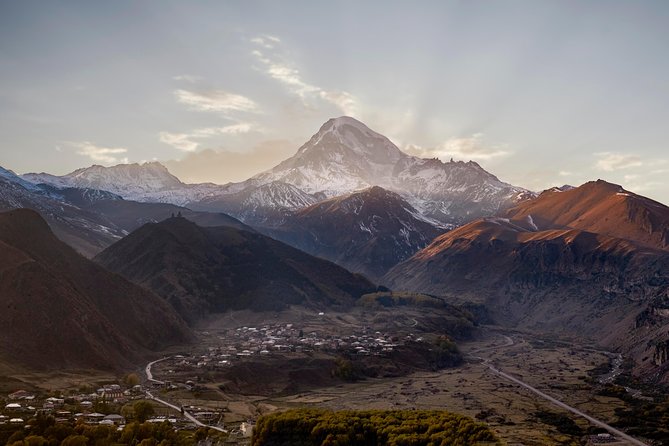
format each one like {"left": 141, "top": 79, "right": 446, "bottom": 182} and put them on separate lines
{"left": 73, "top": 142, "right": 129, "bottom": 164}
{"left": 160, "top": 123, "right": 256, "bottom": 152}
{"left": 173, "top": 74, "right": 203, "bottom": 83}
{"left": 404, "top": 134, "right": 511, "bottom": 162}
{"left": 250, "top": 35, "right": 281, "bottom": 49}
{"left": 594, "top": 152, "right": 643, "bottom": 171}
{"left": 250, "top": 36, "right": 360, "bottom": 116}
{"left": 158, "top": 132, "right": 199, "bottom": 152}
{"left": 174, "top": 89, "right": 258, "bottom": 113}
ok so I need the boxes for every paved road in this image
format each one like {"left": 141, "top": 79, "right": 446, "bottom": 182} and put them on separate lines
{"left": 143, "top": 358, "right": 227, "bottom": 434}
{"left": 145, "top": 357, "right": 168, "bottom": 384}
{"left": 471, "top": 335, "right": 649, "bottom": 446}
{"left": 145, "top": 390, "right": 227, "bottom": 434}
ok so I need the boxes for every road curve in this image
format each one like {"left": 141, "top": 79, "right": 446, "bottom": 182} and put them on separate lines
{"left": 481, "top": 357, "right": 649, "bottom": 446}
{"left": 145, "top": 357, "right": 168, "bottom": 384}
{"left": 143, "top": 358, "right": 227, "bottom": 434}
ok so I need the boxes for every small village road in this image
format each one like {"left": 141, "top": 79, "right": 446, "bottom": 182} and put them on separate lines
{"left": 143, "top": 358, "right": 228, "bottom": 434}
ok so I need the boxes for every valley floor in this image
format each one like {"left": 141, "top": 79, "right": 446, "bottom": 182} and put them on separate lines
{"left": 1, "top": 308, "right": 655, "bottom": 445}
{"left": 145, "top": 309, "right": 653, "bottom": 446}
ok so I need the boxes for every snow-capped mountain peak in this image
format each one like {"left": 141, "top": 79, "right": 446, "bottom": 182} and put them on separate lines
{"left": 19, "top": 117, "right": 534, "bottom": 226}
{"left": 65, "top": 161, "right": 184, "bottom": 190}
{"left": 0, "top": 166, "right": 41, "bottom": 192}
{"left": 294, "top": 116, "right": 404, "bottom": 163}
{"left": 235, "top": 117, "right": 533, "bottom": 224}
{"left": 22, "top": 161, "right": 223, "bottom": 205}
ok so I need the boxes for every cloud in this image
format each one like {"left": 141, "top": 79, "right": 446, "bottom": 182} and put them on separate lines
{"left": 159, "top": 123, "right": 256, "bottom": 152}
{"left": 73, "top": 141, "right": 129, "bottom": 164}
{"left": 192, "top": 123, "right": 254, "bottom": 137}
{"left": 174, "top": 89, "right": 258, "bottom": 113}
{"left": 250, "top": 35, "right": 281, "bottom": 49}
{"left": 250, "top": 37, "right": 360, "bottom": 116}
{"left": 163, "top": 140, "right": 295, "bottom": 183}
{"left": 594, "top": 152, "right": 643, "bottom": 171}
{"left": 318, "top": 90, "right": 359, "bottom": 116}
{"left": 404, "top": 134, "right": 511, "bottom": 161}
{"left": 173, "top": 74, "right": 203, "bottom": 83}
{"left": 159, "top": 132, "right": 199, "bottom": 152}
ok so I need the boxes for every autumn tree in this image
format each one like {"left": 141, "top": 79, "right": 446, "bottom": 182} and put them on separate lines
{"left": 133, "top": 401, "right": 155, "bottom": 422}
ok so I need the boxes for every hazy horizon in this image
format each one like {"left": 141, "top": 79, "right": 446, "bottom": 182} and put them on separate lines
{"left": 1, "top": 0, "right": 668, "bottom": 203}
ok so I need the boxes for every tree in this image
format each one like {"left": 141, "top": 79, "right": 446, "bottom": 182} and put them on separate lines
{"left": 124, "top": 373, "right": 140, "bottom": 387}
{"left": 133, "top": 401, "right": 155, "bottom": 423}
{"left": 61, "top": 435, "right": 88, "bottom": 446}
{"left": 24, "top": 436, "right": 48, "bottom": 446}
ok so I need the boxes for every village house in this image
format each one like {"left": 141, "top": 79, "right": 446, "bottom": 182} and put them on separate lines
{"left": 8, "top": 390, "right": 35, "bottom": 401}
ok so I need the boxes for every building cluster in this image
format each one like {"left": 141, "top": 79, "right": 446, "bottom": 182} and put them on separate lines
{"left": 167, "top": 324, "right": 412, "bottom": 372}
{"left": 0, "top": 385, "right": 144, "bottom": 427}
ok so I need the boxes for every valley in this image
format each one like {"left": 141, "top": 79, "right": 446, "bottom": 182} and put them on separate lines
{"left": 1, "top": 116, "right": 668, "bottom": 445}
{"left": 136, "top": 308, "right": 654, "bottom": 445}
{"left": 4, "top": 3, "right": 669, "bottom": 444}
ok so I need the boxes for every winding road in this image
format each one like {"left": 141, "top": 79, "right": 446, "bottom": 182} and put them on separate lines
{"left": 145, "top": 357, "right": 168, "bottom": 384}
{"left": 144, "top": 357, "right": 227, "bottom": 434}
{"left": 472, "top": 335, "right": 649, "bottom": 446}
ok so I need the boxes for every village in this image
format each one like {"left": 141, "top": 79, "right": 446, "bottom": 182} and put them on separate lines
{"left": 0, "top": 323, "right": 419, "bottom": 443}
{"left": 206, "top": 324, "right": 410, "bottom": 366}
{"left": 1, "top": 386, "right": 141, "bottom": 427}
{"left": 178, "top": 322, "right": 413, "bottom": 369}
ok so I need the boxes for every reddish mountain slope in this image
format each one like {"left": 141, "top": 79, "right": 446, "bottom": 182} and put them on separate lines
{"left": 503, "top": 180, "right": 669, "bottom": 251}
{"left": 385, "top": 183, "right": 669, "bottom": 380}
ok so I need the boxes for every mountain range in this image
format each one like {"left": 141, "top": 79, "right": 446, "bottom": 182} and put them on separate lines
{"left": 24, "top": 117, "right": 533, "bottom": 228}
{"left": 386, "top": 180, "right": 669, "bottom": 381}
{"left": 4, "top": 115, "right": 669, "bottom": 383}
{"left": 14, "top": 116, "right": 533, "bottom": 279}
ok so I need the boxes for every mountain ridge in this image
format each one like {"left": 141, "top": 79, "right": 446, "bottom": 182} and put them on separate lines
{"left": 266, "top": 185, "right": 448, "bottom": 281}
{"left": 23, "top": 116, "right": 533, "bottom": 227}
{"left": 0, "top": 208, "right": 190, "bottom": 371}
{"left": 94, "top": 216, "right": 377, "bottom": 323}
{"left": 385, "top": 180, "right": 669, "bottom": 381}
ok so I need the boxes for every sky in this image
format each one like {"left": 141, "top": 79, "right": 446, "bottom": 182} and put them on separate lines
{"left": 1, "top": 0, "right": 668, "bottom": 203}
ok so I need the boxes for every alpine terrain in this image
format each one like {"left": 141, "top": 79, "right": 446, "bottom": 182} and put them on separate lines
{"left": 386, "top": 180, "right": 669, "bottom": 381}
{"left": 25, "top": 117, "right": 533, "bottom": 228}
{"left": 266, "top": 186, "right": 447, "bottom": 281}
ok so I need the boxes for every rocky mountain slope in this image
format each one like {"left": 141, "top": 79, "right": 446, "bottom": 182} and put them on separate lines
{"left": 0, "top": 209, "right": 190, "bottom": 371}
{"left": 1, "top": 166, "right": 127, "bottom": 256}
{"left": 266, "top": 186, "right": 447, "bottom": 281}
{"left": 385, "top": 180, "right": 669, "bottom": 381}
{"left": 196, "top": 181, "right": 318, "bottom": 226}
{"left": 94, "top": 217, "right": 377, "bottom": 323}
{"left": 3, "top": 164, "right": 251, "bottom": 257}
